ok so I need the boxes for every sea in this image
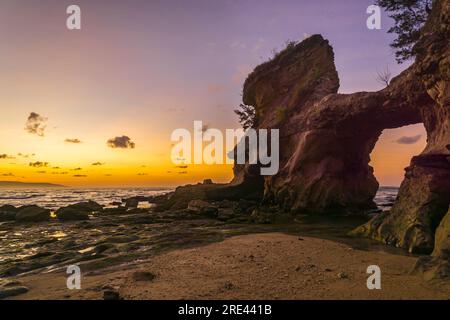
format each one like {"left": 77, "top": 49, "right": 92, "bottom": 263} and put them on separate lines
{"left": 0, "top": 187, "right": 172, "bottom": 209}
{"left": 0, "top": 186, "right": 400, "bottom": 211}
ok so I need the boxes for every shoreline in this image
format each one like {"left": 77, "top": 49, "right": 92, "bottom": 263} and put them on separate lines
{"left": 7, "top": 233, "right": 449, "bottom": 300}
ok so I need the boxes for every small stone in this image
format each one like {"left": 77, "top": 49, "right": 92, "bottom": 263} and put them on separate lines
{"left": 103, "top": 290, "right": 121, "bottom": 300}
{"left": 223, "top": 282, "right": 234, "bottom": 290}
{"left": 337, "top": 272, "right": 349, "bottom": 279}
{"left": 0, "top": 286, "right": 29, "bottom": 299}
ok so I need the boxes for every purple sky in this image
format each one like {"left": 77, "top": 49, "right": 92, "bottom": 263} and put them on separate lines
{"left": 0, "top": 0, "right": 425, "bottom": 186}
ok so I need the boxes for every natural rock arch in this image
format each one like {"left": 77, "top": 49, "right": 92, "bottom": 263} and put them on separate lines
{"left": 212, "top": 0, "right": 449, "bottom": 274}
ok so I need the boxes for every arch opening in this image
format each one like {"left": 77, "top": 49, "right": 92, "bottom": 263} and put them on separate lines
{"left": 369, "top": 123, "right": 427, "bottom": 212}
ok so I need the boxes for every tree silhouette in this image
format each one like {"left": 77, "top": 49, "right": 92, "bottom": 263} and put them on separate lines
{"left": 234, "top": 104, "right": 257, "bottom": 130}
{"left": 377, "top": 0, "right": 432, "bottom": 63}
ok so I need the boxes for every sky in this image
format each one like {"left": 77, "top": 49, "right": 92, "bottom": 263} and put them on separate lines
{"left": 0, "top": 0, "right": 426, "bottom": 187}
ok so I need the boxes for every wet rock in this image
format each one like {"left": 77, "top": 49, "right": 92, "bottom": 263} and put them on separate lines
{"left": 125, "top": 198, "right": 139, "bottom": 208}
{"left": 100, "top": 207, "right": 127, "bottom": 215}
{"left": 187, "top": 200, "right": 218, "bottom": 217}
{"left": 104, "top": 235, "right": 140, "bottom": 243}
{"left": 0, "top": 212, "right": 16, "bottom": 222}
{"left": 103, "top": 290, "right": 122, "bottom": 300}
{"left": 15, "top": 205, "right": 50, "bottom": 222}
{"left": 65, "top": 201, "right": 103, "bottom": 212}
{"left": 217, "top": 208, "right": 235, "bottom": 221}
{"left": 24, "top": 238, "right": 58, "bottom": 248}
{"left": 353, "top": 0, "right": 450, "bottom": 255}
{"left": 154, "top": 183, "right": 226, "bottom": 212}
{"left": 0, "top": 205, "right": 18, "bottom": 213}
{"left": 122, "top": 196, "right": 156, "bottom": 208}
{"left": 413, "top": 208, "right": 450, "bottom": 280}
{"left": 250, "top": 208, "right": 272, "bottom": 224}
{"left": 0, "top": 285, "right": 29, "bottom": 299}
{"left": 126, "top": 208, "right": 149, "bottom": 215}
{"left": 93, "top": 243, "right": 116, "bottom": 254}
{"left": 56, "top": 207, "right": 90, "bottom": 221}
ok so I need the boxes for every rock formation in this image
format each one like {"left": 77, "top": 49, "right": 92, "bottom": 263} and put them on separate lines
{"left": 222, "top": 0, "right": 448, "bottom": 275}
{"left": 228, "top": 34, "right": 432, "bottom": 216}
{"left": 352, "top": 0, "right": 449, "bottom": 259}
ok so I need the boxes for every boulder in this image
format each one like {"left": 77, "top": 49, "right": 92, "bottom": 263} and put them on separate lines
{"left": 103, "top": 290, "right": 121, "bottom": 300}
{"left": 0, "top": 205, "right": 18, "bottom": 221}
{"left": 56, "top": 207, "right": 90, "bottom": 221}
{"left": 187, "top": 200, "right": 218, "bottom": 217}
{"left": 124, "top": 198, "right": 139, "bottom": 208}
{"left": 352, "top": 0, "right": 450, "bottom": 255}
{"left": 15, "top": 205, "right": 50, "bottom": 222}
{"left": 250, "top": 208, "right": 273, "bottom": 224}
{"left": 66, "top": 200, "right": 103, "bottom": 212}
{"left": 0, "top": 205, "right": 18, "bottom": 213}
{"left": 217, "top": 208, "right": 236, "bottom": 221}
{"left": 413, "top": 208, "right": 450, "bottom": 280}
{"left": 55, "top": 201, "right": 103, "bottom": 221}
{"left": 0, "top": 285, "right": 29, "bottom": 299}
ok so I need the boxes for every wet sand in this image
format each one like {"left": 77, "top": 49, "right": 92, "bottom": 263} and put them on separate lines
{"left": 9, "top": 233, "right": 450, "bottom": 300}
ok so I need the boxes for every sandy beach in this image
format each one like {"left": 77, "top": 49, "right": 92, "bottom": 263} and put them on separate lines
{"left": 8, "top": 233, "right": 449, "bottom": 300}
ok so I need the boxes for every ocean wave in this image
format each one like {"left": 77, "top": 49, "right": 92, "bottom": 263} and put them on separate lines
{"left": 0, "top": 194, "right": 45, "bottom": 200}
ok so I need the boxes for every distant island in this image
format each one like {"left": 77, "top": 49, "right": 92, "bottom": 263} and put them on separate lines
{"left": 0, "top": 181, "right": 65, "bottom": 188}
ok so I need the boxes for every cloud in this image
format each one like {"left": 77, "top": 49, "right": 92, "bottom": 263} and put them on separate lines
{"left": 36, "top": 171, "right": 46, "bottom": 174}
{"left": 29, "top": 161, "right": 48, "bottom": 168}
{"left": 107, "top": 136, "right": 136, "bottom": 149}
{"left": 176, "top": 165, "right": 188, "bottom": 169}
{"left": 137, "top": 173, "right": 148, "bottom": 176}
{"left": 73, "top": 174, "right": 87, "bottom": 178}
{"left": 91, "top": 162, "right": 105, "bottom": 166}
{"left": 18, "top": 153, "right": 35, "bottom": 158}
{"left": 1, "top": 173, "right": 14, "bottom": 177}
{"left": 0, "top": 154, "right": 15, "bottom": 159}
{"left": 395, "top": 135, "right": 422, "bottom": 145}
{"left": 25, "top": 112, "right": 47, "bottom": 136}
{"left": 72, "top": 167, "right": 82, "bottom": 171}
{"left": 65, "top": 138, "right": 82, "bottom": 144}
{"left": 178, "top": 171, "right": 188, "bottom": 174}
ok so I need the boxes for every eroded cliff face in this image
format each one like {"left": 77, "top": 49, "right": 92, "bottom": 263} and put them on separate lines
{"left": 226, "top": 0, "right": 449, "bottom": 277}
{"left": 352, "top": 0, "right": 450, "bottom": 260}
{"left": 236, "top": 35, "right": 429, "bottom": 215}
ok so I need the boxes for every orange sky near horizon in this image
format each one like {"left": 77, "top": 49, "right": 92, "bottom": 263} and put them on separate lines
{"left": 0, "top": 0, "right": 427, "bottom": 188}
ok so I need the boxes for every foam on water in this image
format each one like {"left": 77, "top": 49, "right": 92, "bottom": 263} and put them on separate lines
{"left": 0, "top": 186, "right": 399, "bottom": 211}
{"left": 0, "top": 187, "right": 172, "bottom": 209}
